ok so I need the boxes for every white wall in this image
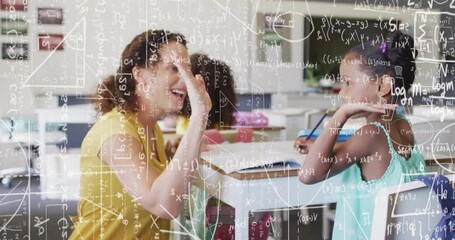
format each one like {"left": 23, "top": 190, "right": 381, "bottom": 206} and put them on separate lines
{"left": 0, "top": 0, "right": 442, "bottom": 118}
{"left": 1, "top": 0, "right": 251, "bottom": 117}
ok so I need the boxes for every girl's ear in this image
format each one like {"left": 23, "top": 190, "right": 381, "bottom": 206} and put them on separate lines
{"left": 377, "top": 74, "right": 393, "bottom": 97}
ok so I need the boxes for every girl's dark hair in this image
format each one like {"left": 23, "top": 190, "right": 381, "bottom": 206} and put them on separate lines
{"left": 346, "top": 31, "right": 418, "bottom": 93}
{"left": 180, "top": 53, "right": 237, "bottom": 128}
{"left": 95, "top": 30, "right": 187, "bottom": 114}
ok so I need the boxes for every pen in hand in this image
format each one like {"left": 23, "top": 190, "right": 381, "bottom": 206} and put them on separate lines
{"left": 305, "top": 109, "right": 331, "bottom": 140}
{"left": 295, "top": 109, "right": 332, "bottom": 153}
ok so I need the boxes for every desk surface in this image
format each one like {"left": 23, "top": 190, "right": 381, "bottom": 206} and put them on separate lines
{"left": 199, "top": 141, "right": 454, "bottom": 180}
{"left": 224, "top": 125, "right": 285, "bottom": 130}
{"left": 35, "top": 105, "right": 285, "bottom": 133}
{"left": 200, "top": 141, "right": 301, "bottom": 180}
{"left": 35, "top": 105, "right": 97, "bottom": 124}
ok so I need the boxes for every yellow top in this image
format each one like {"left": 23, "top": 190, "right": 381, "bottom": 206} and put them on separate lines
{"left": 70, "top": 108, "right": 170, "bottom": 240}
{"left": 176, "top": 116, "right": 221, "bottom": 135}
{"left": 175, "top": 116, "right": 190, "bottom": 135}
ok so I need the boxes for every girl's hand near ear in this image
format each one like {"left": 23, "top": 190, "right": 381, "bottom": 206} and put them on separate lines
{"left": 336, "top": 103, "right": 398, "bottom": 121}
{"left": 171, "top": 50, "right": 212, "bottom": 117}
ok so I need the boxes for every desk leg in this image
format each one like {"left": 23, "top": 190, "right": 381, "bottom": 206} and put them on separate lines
{"left": 235, "top": 203, "right": 249, "bottom": 239}
{"left": 323, "top": 204, "right": 329, "bottom": 239}
{"left": 272, "top": 210, "right": 282, "bottom": 240}
{"left": 37, "top": 113, "right": 46, "bottom": 200}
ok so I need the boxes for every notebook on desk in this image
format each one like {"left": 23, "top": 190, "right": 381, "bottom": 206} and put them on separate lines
{"left": 237, "top": 160, "right": 301, "bottom": 173}
{"left": 199, "top": 141, "right": 302, "bottom": 177}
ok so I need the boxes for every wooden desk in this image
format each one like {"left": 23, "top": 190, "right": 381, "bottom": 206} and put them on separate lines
{"left": 162, "top": 125, "right": 285, "bottom": 147}
{"left": 196, "top": 141, "right": 342, "bottom": 239}
{"left": 196, "top": 141, "right": 454, "bottom": 239}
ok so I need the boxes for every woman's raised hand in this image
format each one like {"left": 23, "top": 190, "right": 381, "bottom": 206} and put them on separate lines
{"left": 171, "top": 50, "right": 211, "bottom": 117}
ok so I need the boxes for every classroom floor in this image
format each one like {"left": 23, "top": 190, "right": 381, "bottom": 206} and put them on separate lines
{"left": 0, "top": 176, "right": 330, "bottom": 239}
{"left": 0, "top": 176, "right": 77, "bottom": 239}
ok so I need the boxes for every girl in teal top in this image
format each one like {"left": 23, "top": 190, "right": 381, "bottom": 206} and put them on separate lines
{"left": 332, "top": 121, "right": 426, "bottom": 239}
{"left": 295, "top": 31, "right": 427, "bottom": 239}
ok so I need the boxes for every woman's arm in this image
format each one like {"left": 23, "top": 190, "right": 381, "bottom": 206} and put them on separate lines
{"left": 100, "top": 116, "right": 206, "bottom": 219}
{"left": 99, "top": 51, "right": 211, "bottom": 219}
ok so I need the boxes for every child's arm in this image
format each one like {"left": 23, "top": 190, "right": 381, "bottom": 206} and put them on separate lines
{"left": 294, "top": 138, "right": 345, "bottom": 154}
{"left": 299, "top": 103, "right": 397, "bottom": 184}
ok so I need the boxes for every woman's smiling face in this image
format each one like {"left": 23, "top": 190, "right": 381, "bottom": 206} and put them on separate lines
{"left": 136, "top": 40, "right": 189, "bottom": 113}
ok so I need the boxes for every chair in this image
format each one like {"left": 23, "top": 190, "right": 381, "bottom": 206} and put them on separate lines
{"left": 0, "top": 117, "right": 67, "bottom": 190}
{"left": 371, "top": 174, "right": 455, "bottom": 240}
{"left": 203, "top": 129, "right": 225, "bottom": 145}
{"left": 0, "top": 141, "right": 29, "bottom": 188}
{"left": 0, "top": 119, "right": 35, "bottom": 188}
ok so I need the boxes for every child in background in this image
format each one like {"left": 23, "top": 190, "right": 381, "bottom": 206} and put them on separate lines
{"left": 295, "top": 31, "right": 427, "bottom": 239}
{"left": 166, "top": 53, "right": 237, "bottom": 157}
{"left": 177, "top": 53, "right": 237, "bottom": 133}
